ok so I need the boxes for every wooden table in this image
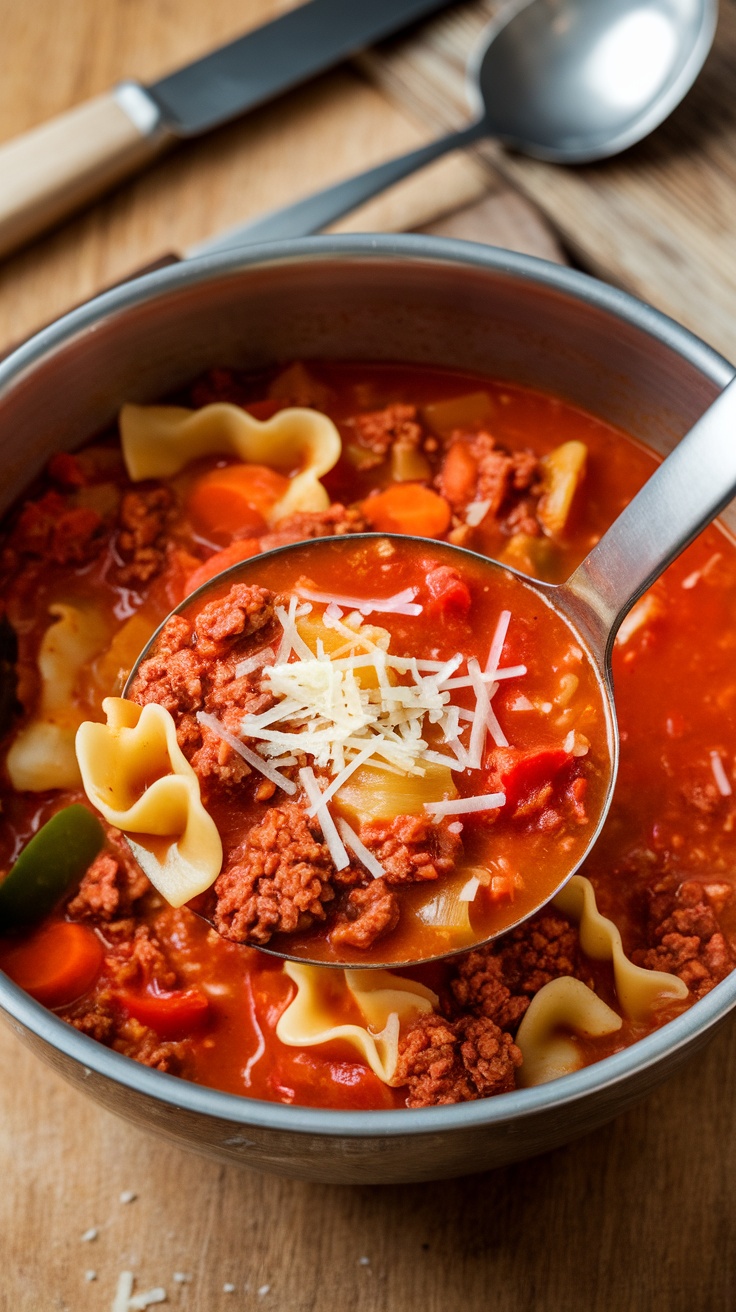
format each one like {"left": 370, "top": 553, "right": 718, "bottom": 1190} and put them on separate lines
{"left": 1, "top": 3, "right": 735, "bottom": 1308}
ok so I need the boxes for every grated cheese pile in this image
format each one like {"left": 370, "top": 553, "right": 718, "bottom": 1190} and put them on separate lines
{"left": 199, "top": 595, "right": 527, "bottom": 874}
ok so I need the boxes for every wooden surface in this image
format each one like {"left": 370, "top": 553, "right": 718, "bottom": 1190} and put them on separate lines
{"left": 0, "top": 3, "right": 735, "bottom": 1309}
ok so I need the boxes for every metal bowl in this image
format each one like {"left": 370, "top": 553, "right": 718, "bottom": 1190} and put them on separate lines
{"left": 0, "top": 236, "right": 733, "bottom": 1184}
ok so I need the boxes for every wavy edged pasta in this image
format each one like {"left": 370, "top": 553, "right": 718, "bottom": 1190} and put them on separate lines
{"left": 6, "top": 603, "right": 109, "bottom": 792}
{"left": 554, "top": 875, "right": 689, "bottom": 1020}
{"left": 276, "top": 962, "right": 437, "bottom": 1083}
{"left": 515, "top": 875, "right": 690, "bottom": 1086}
{"left": 76, "top": 696, "right": 222, "bottom": 906}
{"left": 516, "top": 977, "right": 622, "bottom": 1087}
{"left": 119, "top": 402, "right": 341, "bottom": 524}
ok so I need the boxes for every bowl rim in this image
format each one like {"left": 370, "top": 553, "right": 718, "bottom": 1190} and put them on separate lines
{"left": 1, "top": 232, "right": 735, "bottom": 1140}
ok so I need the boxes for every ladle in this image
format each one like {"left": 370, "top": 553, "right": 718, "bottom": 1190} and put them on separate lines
{"left": 192, "top": 0, "right": 718, "bottom": 256}
{"left": 121, "top": 374, "right": 736, "bottom": 969}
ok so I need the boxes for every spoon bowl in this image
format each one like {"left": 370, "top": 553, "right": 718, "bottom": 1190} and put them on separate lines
{"left": 122, "top": 532, "right": 618, "bottom": 968}
{"left": 195, "top": 0, "right": 719, "bottom": 254}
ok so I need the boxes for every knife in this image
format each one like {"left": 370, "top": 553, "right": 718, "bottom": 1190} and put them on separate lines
{"left": 0, "top": 0, "right": 453, "bottom": 261}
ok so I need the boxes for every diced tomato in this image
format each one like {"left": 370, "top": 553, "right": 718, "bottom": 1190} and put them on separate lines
{"left": 485, "top": 746, "right": 572, "bottom": 811}
{"left": 0, "top": 921, "right": 104, "bottom": 1008}
{"left": 116, "top": 986, "right": 211, "bottom": 1040}
{"left": 424, "top": 565, "right": 472, "bottom": 621}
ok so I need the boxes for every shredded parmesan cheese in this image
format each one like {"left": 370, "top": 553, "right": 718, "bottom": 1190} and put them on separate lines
{"left": 295, "top": 585, "right": 423, "bottom": 616}
{"left": 299, "top": 767, "right": 350, "bottom": 870}
{"left": 458, "top": 875, "right": 481, "bottom": 902}
{"left": 196, "top": 712, "right": 297, "bottom": 794}
{"left": 465, "top": 499, "right": 491, "bottom": 527}
{"left": 710, "top": 750, "right": 733, "bottom": 797}
{"left": 425, "top": 793, "right": 506, "bottom": 821}
{"left": 336, "top": 817, "right": 386, "bottom": 879}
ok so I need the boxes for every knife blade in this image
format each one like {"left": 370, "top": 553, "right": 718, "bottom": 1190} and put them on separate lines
{"left": 0, "top": 0, "right": 453, "bottom": 261}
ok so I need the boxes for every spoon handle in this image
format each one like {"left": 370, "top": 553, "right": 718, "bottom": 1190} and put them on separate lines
{"left": 564, "top": 374, "right": 736, "bottom": 656}
{"left": 189, "top": 121, "right": 487, "bottom": 256}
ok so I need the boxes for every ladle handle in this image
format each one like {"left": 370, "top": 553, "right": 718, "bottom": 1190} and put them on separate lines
{"left": 189, "top": 121, "right": 487, "bottom": 256}
{"left": 565, "top": 375, "right": 736, "bottom": 656}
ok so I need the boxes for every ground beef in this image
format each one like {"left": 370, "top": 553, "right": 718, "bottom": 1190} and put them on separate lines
{"left": 129, "top": 588, "right": 277, "bottom": 790}
{"left": 115, "top": 486, "right": 174, "bottom": 586}
{"left": 329, "top": 878, "right": 400, "bottom": 949}
{"left": 104, "top": 924, "right": 178, "bottom": 991}
{"left": 448, "top": 911, "right": 591, "bottom": 1032}
{"left": 347, "top": 403, "right": 424, "bottom": 459}
{"left": 436, "top": 431, "right": 541, "bottom": 531}
{"left": 359, "top": 814, "right": 462, "bottom": 884}
{"left": 632, "top": 878, "right": 735, "bottom": 997}
{"left": 70, "top": 1004, "right": 187, "bottom": 1073}
{"left": 393, "top": 1012, "right": 521, "bottom": 1106}
{"left": 131, "top": 615, "right": 204, "bottom": 715}
{"left": 195, "top": 583, "right": 274, "bottom": 656}
{"left": 67, "top": 830, "right": 150, "bottom": 923}
{"left": 8, "top": 489, "right": 104, "bottom": 566}
{"left": 213, "top": 801, "right": 336, "bottom": 945}
{"left": 259, "top": 503, "right": 368, "bottom": 551}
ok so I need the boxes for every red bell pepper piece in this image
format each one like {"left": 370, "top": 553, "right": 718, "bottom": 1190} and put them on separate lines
{"left": 116, "top": 986, "right": 210, "bottom": 1040}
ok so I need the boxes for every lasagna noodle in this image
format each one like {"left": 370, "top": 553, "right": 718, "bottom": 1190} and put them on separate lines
{"left": 515, "top": 876, "right": 689, "bottom": 1086}
{"left": 119, "top": 402, "right": 342, "bottom": 524}
{"left": 515, "top": 977, "right": 622, "bottom": 1087}
{"left": 6, "top": 603, "right": 109, "bottom": 792}
{"left": 554, "top": 875, "right": 689, "bottom": 1020}
{"left": 276, "top": 962, "right": 438, "bottom": 1083}
{"left": 75, "top": 696, "right": 222, "bottom": 906}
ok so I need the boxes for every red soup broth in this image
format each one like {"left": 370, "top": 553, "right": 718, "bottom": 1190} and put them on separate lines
{"left": 0, "top": 360, "right": 733, "bottom": 1112}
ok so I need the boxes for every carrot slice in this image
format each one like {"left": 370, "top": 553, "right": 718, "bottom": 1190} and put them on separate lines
{"left": 185, "top": 538, "right": 262, "bottom": 595}
{"left": 187, "top": 464, "right": 290, "bottom": 537}
{"left": 0, "top": 920, "right": 104, "bottom": 1007}
{"left": 362, "top": 484, "right": 451, "bottom": 538}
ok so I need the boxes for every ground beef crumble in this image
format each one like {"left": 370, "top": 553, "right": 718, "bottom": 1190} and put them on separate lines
{"left": 329, "top": 878, "right": 400, "bottom": 949}
{"left": 447, "top": 911, "right": 592, "bottom": 1033}
{"left": 393, "top": 1012, "right": 521, "bottom": 1106}
{"left": 129, "top": 584, "right": 277, "bottom": 791}
{"left": 115, "top": 486, "right": 174, "bottom": 587}
{"left": 213, "top": 801, "right": 336, "bottom": 945}
{"left": 632, "top": 878, "right": 735, "bottom": 998}
{"left": 359, "top": 814, "right": 462, "bottom": 884}
{"left": 259, "top": 503, "right": 368, "bottom": 552}
{"left": 347, "top": 403, "right": 425, "bottom": 462}
{"left": 436, "top": 430, "right": 541, "bottom": 535}
{"left": 67, "top": 829, "right": 150, "bottom": 923}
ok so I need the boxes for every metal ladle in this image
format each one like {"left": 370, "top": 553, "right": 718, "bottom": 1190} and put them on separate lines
{"left": 192, "top": 0, "right": 718, "bottom": 256}
{"left": 123, "top": 375, "right": 736, "bottom": 968}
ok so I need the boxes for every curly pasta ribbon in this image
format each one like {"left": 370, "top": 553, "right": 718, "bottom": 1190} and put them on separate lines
{"left": 76, "top": 696, "right": 222, "bottom": 906}
{"left": 119, "top": 402, "right": 341, "bottom": 524}
{"left": 7, "top": 603, "right": 109, "bottom": 792}
{"left": 276, "top": 962, "right": 437, "bottom": 1083}
{"left": 554, "top": 875, "right": 689, "bottom": 1020}
{"left": 515, "top": 978, "right": 622, "bottom": 1087}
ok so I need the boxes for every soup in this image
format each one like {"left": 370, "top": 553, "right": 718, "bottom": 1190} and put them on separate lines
{"left": 0, "top": 361, "right": 733, "bottom": 1109}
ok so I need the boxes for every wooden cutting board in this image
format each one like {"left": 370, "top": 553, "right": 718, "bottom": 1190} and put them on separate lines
{"left": 1, "top": 4, "right": 735, "bottom": 1310}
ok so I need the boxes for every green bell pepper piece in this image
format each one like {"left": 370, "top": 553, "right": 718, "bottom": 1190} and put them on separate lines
{"left": 0, "top": 805, "right": 106, "bottom": 928}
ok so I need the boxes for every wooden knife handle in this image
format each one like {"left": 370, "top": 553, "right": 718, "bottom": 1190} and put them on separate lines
{"left": 0, "top": 84, "right": 172, "bottom": 260}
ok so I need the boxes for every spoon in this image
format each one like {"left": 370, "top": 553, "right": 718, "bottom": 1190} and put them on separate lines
{"left": 120, "top": 374, "right": 736, "bottom": 969}
{"left": 191, "top": 0, "right": 718, "bottom": 256}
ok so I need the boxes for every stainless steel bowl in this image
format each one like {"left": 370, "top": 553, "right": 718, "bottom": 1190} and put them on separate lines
{"left": 0, "top": 236, "right": 733, "bottom": 1184}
